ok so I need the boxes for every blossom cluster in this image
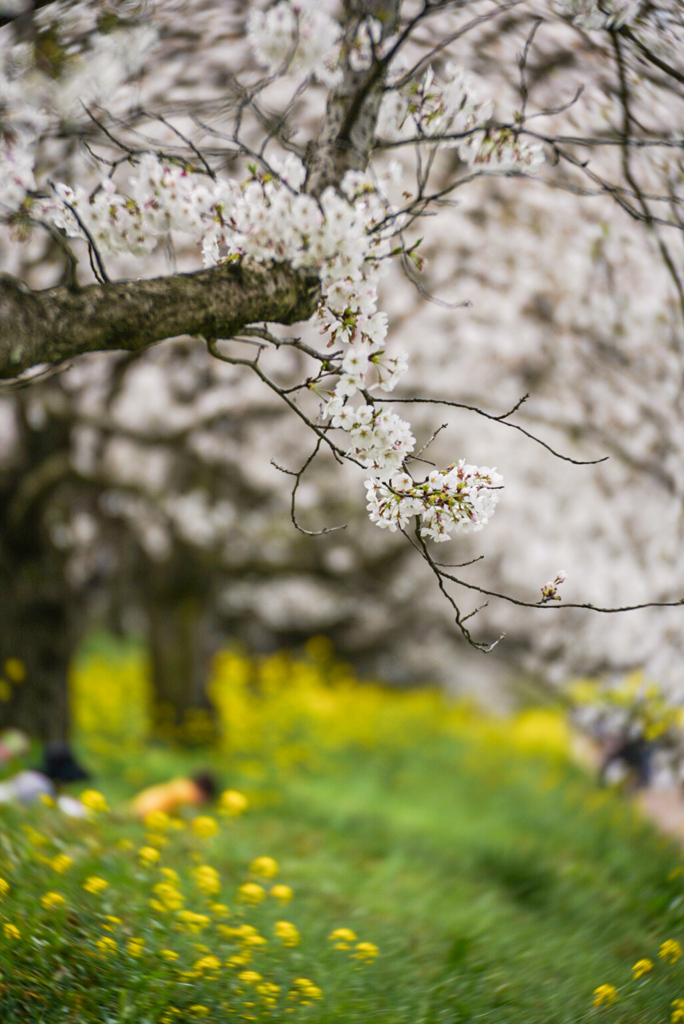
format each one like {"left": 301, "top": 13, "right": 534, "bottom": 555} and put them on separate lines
{"left": 365, "top": 462, "right": 503, "bottom": 541}
{"left": 378, "top": 62, "right": 545, "bottom": 175}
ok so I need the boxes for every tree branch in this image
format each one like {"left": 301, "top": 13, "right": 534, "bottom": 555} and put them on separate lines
{"left": 0, "top": 260, "right": 321, "bottom": 379}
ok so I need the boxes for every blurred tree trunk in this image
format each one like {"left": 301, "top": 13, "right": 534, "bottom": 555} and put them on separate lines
{"left": 145, "top": 556, "right": 218, "bottom": 743}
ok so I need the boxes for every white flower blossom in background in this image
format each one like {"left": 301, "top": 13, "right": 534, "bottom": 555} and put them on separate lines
{"left": 246, "top": 0, "right": 343, "bottom": 85}
{"left": 555, "top": 0, "right": 642, "bottom": 30}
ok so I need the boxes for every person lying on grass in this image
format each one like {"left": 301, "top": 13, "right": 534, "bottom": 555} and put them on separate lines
{"left": 131, "top": 770, "right": 217, "bottom": 818}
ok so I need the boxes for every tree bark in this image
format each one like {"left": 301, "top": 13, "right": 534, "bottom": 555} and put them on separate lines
{"left": 0, "top": 261, "right": 321, "bottom": 378}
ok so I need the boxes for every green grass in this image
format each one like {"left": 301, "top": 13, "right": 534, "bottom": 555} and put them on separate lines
{"left": 1, "top": 729, "right": 684, "bottom": 1023}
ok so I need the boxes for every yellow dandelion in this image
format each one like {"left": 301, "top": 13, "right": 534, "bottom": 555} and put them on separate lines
{"left": 661, "top": 941, "right": 683, "bottom": 965}
{"left": 249, "top": 856, "right": 278, "bottom": 879}
{"left": 210, "top": 902, "right": 231, "bottom": 918}
{"left": 138, "top": 846, "right": 160, "bottom": 866}
{"left": 0, "top": 877, "right": 9, "bottom": 898}
{"left": 40, "top": 891, "right": 66, "bottom": 910}
{"left": 102, "top": 916, "right": 122, "bottom": 930}
{"left": 160, "top": 867, "right": 180, "bottom": 883}
{"left": 328, "top": 927, "right": 357, "bottom": 949}
{"left": 274, "top": 921, "right": 300, "bottom": 947}
{"left": 593, "top": 984, "right": 618, "bottom": 1006}
{"left": 189, "top": 1007, "right": 209, "bottom": 1019}
{"left": 4, "top": 658, "right": 26, "bottom": 683}
{"left": 191, "top": 816, "right": 218, "bottom": 839}
{"left": 96, "top": 936, "right": 118, "bottom": 956}
{"left": 126, "top": 938, "right": 145, "bottom": 957}
{"left": 83, "top": 876, "right": 109, "bottom": 895}
{"left": 238, "top": 882, "right": 266, "bottom": 905}
{"left": 354, "top": 941, "right": 379, "bottom": 961}
{"left": 238, "top": 970, "right": 262, "bottom": 984}
{"left": 270, "top": 884, "right": 293, "bottom": 904}
{"left": 672, "top": 999, "right": 684, "bottom": 1023}
{"left": 194, "top": 954, "right": 221, "bottom": 972}
{"left": 3, "top": 922, "right": 20, "bottom": 940}
{"left": 160, "top": 949, "right": 179, "bottom": 961}
{"left": 177, "top": 910, "right": 211, "bottom": 933}
{"left": 80, "top": 790, "right": 109, "bottom": 814}
{"left": 39, "top": 793, "right": 55, "bottom": 808}
{"left": 50, "top": 854, "right": 72, "bottom": 874}
{"left": 193, "top": 865, "right": 221, "bottom": 895}
{"left": 153, "top": 882, "right": 185, "bottom": 912}
{"left": 219, "top": 790, "right": 248, "bottom": 817}
{"left": 632, "top": 958, "right": 654, "bottom": 979}
{"left": 143, "top": 810, "right": 172, "bottom": 832}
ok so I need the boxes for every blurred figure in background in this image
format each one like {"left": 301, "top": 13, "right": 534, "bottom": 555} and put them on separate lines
{"left": 131, "top": 770, "right": 217, "bottom": 818}
{"left": 0, "top": 742, "right": 90, "bottom": 814}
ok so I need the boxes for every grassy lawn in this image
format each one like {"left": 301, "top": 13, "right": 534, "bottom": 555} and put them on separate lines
{"left": 2, "top": 644, "right": 684, "bottom": 1023}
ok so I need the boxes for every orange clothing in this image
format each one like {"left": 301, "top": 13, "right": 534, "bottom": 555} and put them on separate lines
{"left": 131, "top": 777, "right": 206, "bottom": 818}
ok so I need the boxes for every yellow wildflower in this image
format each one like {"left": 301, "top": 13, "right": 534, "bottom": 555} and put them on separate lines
{"left": 39, "top": 793, "right": 55, "bottom": 808}
{"left": 80, "top": 790, "right": 109, "bottom": 814}
{"left": 160, "top": 949, "right": 179, "bottom": 961}
{"left": 191, "top": 816, "right": 218, "bottom": 839}
{"left": 274, "top": 921, "right": 300, "bottom": 947}
{"left": 40, "top": 891, "right": 66, "bottom": 910}
{"left": 177, "top": 910, "right": 211, "bottom": 933}
{"left": 138, "top": 846, "right": 160, "bottom": 866}
{"left": 143, "top": 810, "right": 172, "bottom": 832}
{"left": 50, "top": 854, "right": 72, "bottom": 874}
{"left": 328, "top": 927, "right": 357, "bottom": 949}
{"left": 96, "top": 936, "right": 118, "bottom": 956}
{"left": 238, "top": 882, "right": 266, "bottom": 905}
{"left": 193, "top": 865, "right": 221, "bottom": 895}
{"left": 219, "top": 790, "right": 248, "bottom": 817}
{"left": 3, "top": 922, "right": 20, "bottom": 940}
{"left": 270, "top": 884, "right": 293, "bottom": 904}
{"left": 238, "top": 971, "right": 262, "bottom": 984}
{"left": 0, "top": 877, "right": 9, "bottom": 898}
{"left": 189, "top": 1007, "right": 209, "bottom": 1019}
{"left": 672, "top": 999, "right": 684, "bottom": 1023}
{"left": 194, "top": 955, "right": 221, "bottom": 972}
{"left": 152, "top": 882, "right": 185, "bottom": 912}
{"left": 292, "top": 978, "right": 322, "bottom": 1002}
{"left": 354, "top": 941, "right": 379, "bottom": 961}
{"left": 126, "top": 938, "right": 145, "bottom": 957}
{"left": 249, "top": 856, "right": 278, "bottom": 879}
{"left": 160, "top": 867, "right": 180, "bottom": 883}
{"left": 632, "top": 958, "right": 654, "bottom": 979}
{"left": 210, "top": 902, "right": 231, "bottom": 917}
{"left": 593, "top": 984, "right": 618, "bottom": 1006}
{"left": 145, "top": 832, "right": 168, "bottom": 848}
{"left": 102, "top": 916, "right": 122, "bottom": 930}
{"left": 661, "top": 941, "right": 683, "bottom": 965}
{"left": 4, "top": 658, "right": 26, "bottom": 682}
{"left": 83, "top": 876, "right": 109, "bottom": 895}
